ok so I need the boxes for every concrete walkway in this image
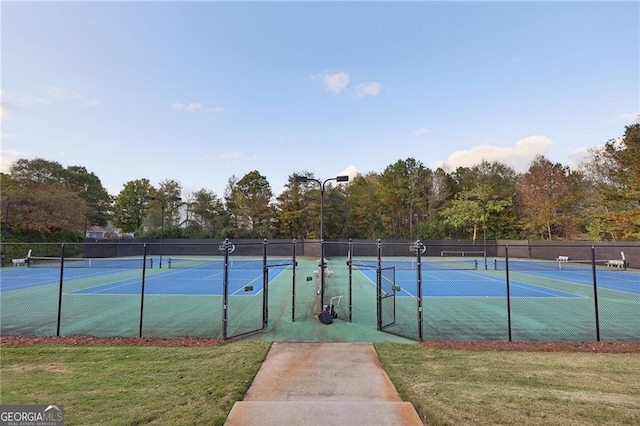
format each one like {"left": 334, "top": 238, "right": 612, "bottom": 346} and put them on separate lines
{"left": 224, "top": 342, "right": 423, "bottom": 426}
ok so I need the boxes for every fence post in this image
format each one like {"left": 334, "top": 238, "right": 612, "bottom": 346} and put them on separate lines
{"left": 222, "top": 239, "right": 230, "bottom": 339}
{"left": 348, "top": 239, "right": 353, "bottom": 322}
{"left": 263, "top": 239, "right": 268, "bottom": 329}
{"left": 376, "top": 239, "right": 382, "bottom": 331}
{"left": 138, "top": 243, "right": 148, "bottom": 337}
{"left": 591, "top": 245, "right": 601, "bottom": 342}
{"left": 505, "top": 245, "right": 512, "bottom": 342}
{"left": 416, "top": 240, "right": 424, "bottom": 342}
{"left": 56, "top": 244, "right": 65, "bottom": 337}
{"left": 292, "top": 239, "right": 296, "bottom": 322}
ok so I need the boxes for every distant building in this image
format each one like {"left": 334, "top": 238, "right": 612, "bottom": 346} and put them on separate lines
{"left": 86, "top": 223, "right": 134, "bottom": 240}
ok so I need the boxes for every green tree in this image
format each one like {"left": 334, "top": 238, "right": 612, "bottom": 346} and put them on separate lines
{"left": 112, "top": 179, "right": 152, "bottom": 233}
{"left": 63, "top": 166, "right": 112, "bottom": 226}
{"left": 9, "top": 158, "right": 66, "bottom": 186}
{"left": 582, "top": 123, "right": 640, "bottom": 240}
{"left": 181, "top": 188, "right": 228, "bottom": 238}
{"left": 344, "top": 173, "right": 385, "bottom": 239}
{"left": 225, "top": 171, "right": 275, "bottom": 238}
{"left": 378, "top": 158, "right": 432, "bottom": 238}
{"left": 275, "top": 173, "right": 313, "bottom": 239}
{"left": 145, "top": 180, "right": 184, "bottom": 238}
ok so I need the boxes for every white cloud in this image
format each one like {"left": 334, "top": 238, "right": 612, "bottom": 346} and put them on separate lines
{"left": 355, "top": 82, "right": 382, "bottom": 98}
{"left": 4, "top": 86, "right": 81, "bottom": 108}
{"left": 437, "top": 135, "right": 555, "bottom": 172}
{"left": 569, "top": 147, "right": 591, "bottom": 167}
{"left": 0, "top": 104, "right": 11, "bottom": 120}
{"left": 2, "top": 86, "right": 102, "bottom": 115}
{"left": 173, "top": 102, "right": 224, "bottom": 113}
{"left": 186, "top": 103, "right": 202, "bottom": 112}
{"left": 412, "top": 127, "right": 431, "bottom": 136}
{"left": 608, "top": 112, "right": 639, "bottom": 124}
{"left": 323, "top": 72, "right": 350, "bottom": 94}
{"left": 205, "top": 106, "right": 225, "bottom": 113}
{"left": 336, "top": 165, "right": 359, "bottom": 182}
{"left": 1, "top": 149, "right": 30, "bottom": 173}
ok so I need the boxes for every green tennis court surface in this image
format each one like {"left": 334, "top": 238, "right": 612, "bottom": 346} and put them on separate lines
{"left": 1, "top": 256, "right": 638, "bottom": 342}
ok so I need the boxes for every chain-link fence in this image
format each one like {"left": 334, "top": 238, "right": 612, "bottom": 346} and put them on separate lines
{"left": 1, "top": 239, "right": 638, "bottom": 342}
{"left": 336, "top": 240, "right": 639, "bottom": 342}
{"left": 0, "top": 240, "right": 297, "bottom": 339}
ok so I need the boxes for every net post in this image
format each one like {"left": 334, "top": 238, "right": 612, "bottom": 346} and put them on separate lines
{"left": 139, "top": 243, "right": 148, "bottom": 337}
{"left": 56, "top": 243, "right": 65, "bottom": 337}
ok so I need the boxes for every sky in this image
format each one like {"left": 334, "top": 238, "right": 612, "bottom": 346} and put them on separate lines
{"left": 1, "top": 1, "right": 638, "bottom": 199}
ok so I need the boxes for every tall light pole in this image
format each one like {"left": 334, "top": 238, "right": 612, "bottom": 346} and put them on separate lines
{"left": 295, "top": 174, "right": 349, "bottom": 309}
{"left": 2, "top": 200, "right": 28, "bottom": 267}
{"left": 466, "top": 196, "right": 502, "bottom": 270}
{"left": 555, "top": 209, "right": 570, "bottom": 241}
{"left": 83, "top": 208, "right": 99, "bottom": 240}
{"left": 146, "top": 195, "right": 182, "bottom": 268}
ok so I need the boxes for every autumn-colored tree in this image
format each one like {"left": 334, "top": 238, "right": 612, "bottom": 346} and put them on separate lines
{"left": 344, "top": 173, "right": 385, "bottom": 239}
{"left": 517, "top": 155, "right": 584, "bottom": 240}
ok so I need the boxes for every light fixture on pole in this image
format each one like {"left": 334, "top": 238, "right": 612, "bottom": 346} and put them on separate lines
{"left": 295, "top": 174, "right": 349, "bottom": 309}
{"left": 146, "top": 195, "right": 182, "bottom": 268}
{"left": 2, "top": 200, "right": 28, "bottom": 267}
{"left": 466, "top": 196, "right": 502, "bottom": 270}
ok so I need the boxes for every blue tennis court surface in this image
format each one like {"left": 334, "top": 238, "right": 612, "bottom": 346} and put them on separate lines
{"left": 0, "top": 267, "right": 130, "bottom": 293}
{"left": 71, "top": 265, "right": 290, "bottom": 296}
{"left": 357, "top": 268, "right": 581, "bottom": 298}
{"left": 495, "top": 259, "right": 640, "bottom": 295}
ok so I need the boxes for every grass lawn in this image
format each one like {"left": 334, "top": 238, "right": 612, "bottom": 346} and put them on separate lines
{"left": 375, "top": 343, "right": 640, "bottom": 425}
{"left": 1, "top": 341, "right": 639, "bottom": 425}
{"left": 0, "top": 341, "right": 271, "bottom": 425}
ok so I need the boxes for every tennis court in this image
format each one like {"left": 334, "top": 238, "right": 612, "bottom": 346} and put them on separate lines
{"left": 0, "top": 254, "right": 294, "bottom": 338}
{"left": 342, "top": 251, "right": 639, "bottom": 342}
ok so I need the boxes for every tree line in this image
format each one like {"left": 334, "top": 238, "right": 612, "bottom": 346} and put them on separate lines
{"left": 2, "top": 123, "right": 639, "bottom": 243}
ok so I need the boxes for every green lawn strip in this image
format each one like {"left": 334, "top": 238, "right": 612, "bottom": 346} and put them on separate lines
{"left": 375, "top": 343, "right": 640, "bottom": 426}
{"left": 1, "top": 341, "right": 271, "bottom": 425}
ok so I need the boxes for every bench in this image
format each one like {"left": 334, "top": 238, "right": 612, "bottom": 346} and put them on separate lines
{"left": 556, "top": 256, "right": 569, "bottom": 263}
{"left": 314, "top": 269, "right": 334, "bottom": 277}
{"left": 606, "top": 252, "right": 626, "bottom": 269}
{"left": 11, "top": 249, "right": 32, "bottom": 267}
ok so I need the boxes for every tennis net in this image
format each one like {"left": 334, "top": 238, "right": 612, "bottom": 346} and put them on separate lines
{"left": 440, "top": 250, "right": 485, "bottom": 257}
{"left": 28, "top": 256, "right": 153, "bottom": 269}
{"left": 494, "top": 258, "right": 627, "bottom": 272}
{"left": 167, "top": 257, "right": 293, "bottom": 269}
{"left": 350, "top": 258, "right": 478, "bottom": 271}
